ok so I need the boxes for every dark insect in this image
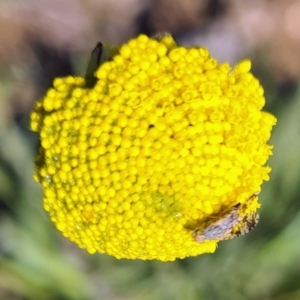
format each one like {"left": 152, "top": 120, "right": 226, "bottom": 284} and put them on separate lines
{"left": 193, "top": 193, "right": 259, "bottom": 242}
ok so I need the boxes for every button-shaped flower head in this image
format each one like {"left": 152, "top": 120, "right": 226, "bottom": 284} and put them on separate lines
{"left": 30, "top": 34, "right": 276, "bottom": 261}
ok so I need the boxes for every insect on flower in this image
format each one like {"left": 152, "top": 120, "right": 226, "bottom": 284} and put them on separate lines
{"left": 193, "top": 193, "right": 260, "bottom": 243}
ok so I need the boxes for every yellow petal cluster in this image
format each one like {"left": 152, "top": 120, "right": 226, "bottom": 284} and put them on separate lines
{"left": 30, "top": 34, "right": 276, "bottom": 261}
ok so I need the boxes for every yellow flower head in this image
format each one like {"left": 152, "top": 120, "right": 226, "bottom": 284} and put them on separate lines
{"left": 30, "top": 34, "right": 276, "bottom": 261}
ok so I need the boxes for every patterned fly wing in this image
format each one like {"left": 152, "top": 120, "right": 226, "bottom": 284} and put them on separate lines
{"left": 193, "top": 193, "right": 259, "bottom": 243}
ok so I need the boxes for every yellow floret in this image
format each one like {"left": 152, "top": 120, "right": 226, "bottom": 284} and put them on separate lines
{"left": 30, "top": 34, "right": 276, "bottom": 261}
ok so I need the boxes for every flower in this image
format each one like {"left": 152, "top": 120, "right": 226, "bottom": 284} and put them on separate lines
{"left": 30, "top": 34, "right": 276, "bottom": 261}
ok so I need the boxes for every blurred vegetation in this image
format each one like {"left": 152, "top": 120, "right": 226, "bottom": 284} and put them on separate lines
{"left": 1, "top": 0, "right": 300, "bottom": 299}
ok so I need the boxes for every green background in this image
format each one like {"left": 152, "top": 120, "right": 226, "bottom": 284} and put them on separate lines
{"left": 1, "top": 1, "right": 300, "bottom": 299}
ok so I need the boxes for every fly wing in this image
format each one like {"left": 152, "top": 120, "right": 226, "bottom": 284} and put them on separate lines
{"left": 193, "top": 208, "right": 239, "bottom": 241}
